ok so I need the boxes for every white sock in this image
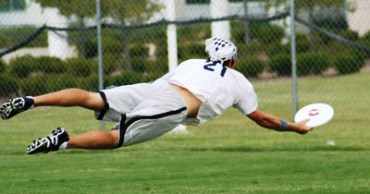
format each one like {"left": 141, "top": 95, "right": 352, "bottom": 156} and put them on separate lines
{"left": 58, "top": 142, "right": 68, "bottom": 150}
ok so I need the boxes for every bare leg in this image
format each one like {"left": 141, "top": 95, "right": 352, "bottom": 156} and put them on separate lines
{"left": 67, "top": 129, "right": 119, "bottom": 149}
{"left": 33, "top": 88, "right": 105, "bottom": 111}
{"left": 27, "top": 128, "right": 120, "bottom": 154}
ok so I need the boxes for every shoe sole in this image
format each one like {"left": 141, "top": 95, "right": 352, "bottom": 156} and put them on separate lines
{"left": 27, "top": 138, "right": 51, "bottom": 155}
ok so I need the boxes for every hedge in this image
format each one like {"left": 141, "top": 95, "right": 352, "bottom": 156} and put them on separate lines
{"left": 66, "top": 58, "right": 97, "bottom": 77}
{"left": 269, "top": 54, "right": 291, "bottom": 76}
{"left": 236, "top": 57, "right": 265, "bottom": 78}
{"left": 0, "top": 74, "right": 19, "bottom": 97}
{"left": 333, "top": 50, "right": 365, "bottom": 75}
{"left": 297, "top": 52, "right": 330, "bottom": 76}
{"left": 0, "top": 60, "right": 5, "bottom": 73}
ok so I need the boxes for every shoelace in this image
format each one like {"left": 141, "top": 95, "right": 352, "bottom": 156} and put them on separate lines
{"left": 50, "top": 128, "right": 64, "bottom": 145}
{"left": 27, "top": 128, "right": 65, "bottom": 153}
{"left": 0, "top": 98, "right": 25, "bottom": 119}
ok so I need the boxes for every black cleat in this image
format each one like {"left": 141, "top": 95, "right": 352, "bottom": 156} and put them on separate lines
{"left": 27, "top": 128, "right": 69, "bottom": 155}
{"left": 0, "top": 97, "right": 34, "bottom": 120}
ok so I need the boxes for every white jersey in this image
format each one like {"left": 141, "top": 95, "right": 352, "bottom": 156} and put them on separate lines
{"left": 160, "top": 59, "right": 258, "bottom": 125}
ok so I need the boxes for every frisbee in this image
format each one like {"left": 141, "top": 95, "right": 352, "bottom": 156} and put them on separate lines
{"left": 294, "top": 103, "right": 334, "bottom": 128}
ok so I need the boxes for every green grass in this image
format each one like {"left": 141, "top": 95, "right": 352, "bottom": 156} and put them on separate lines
{"left": 1, "top": 73, "right": 370, "bottom": 194}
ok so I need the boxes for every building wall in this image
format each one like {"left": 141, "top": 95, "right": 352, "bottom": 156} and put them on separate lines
{"left": 0, "top": 0, "right": 75, "bottom": 61}
{"left": 347, "top": 0, "right": 370, "bottom": 37}
{"left": 0, "top": 0, "right": 44, "bottom": 26}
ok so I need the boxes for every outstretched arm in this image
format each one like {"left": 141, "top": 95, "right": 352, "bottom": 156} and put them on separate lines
{"left": 247, "top": 109, "right": 312, "bottom": 134}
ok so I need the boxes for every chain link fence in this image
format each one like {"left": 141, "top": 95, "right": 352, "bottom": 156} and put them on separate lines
{"left": 0, "top": 0, "right": 369, "bottom": 129}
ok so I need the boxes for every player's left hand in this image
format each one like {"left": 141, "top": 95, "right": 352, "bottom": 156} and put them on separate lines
{"left": 292, "top": 119, "right": 312, "bottom": 134}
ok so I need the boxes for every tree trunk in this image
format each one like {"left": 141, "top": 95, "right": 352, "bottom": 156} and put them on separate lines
{"left": 308, "top": 0, "right": 315, "bottom": 50}
{"left": 122, "top": 29, "right": 133, "bottom": 72}
{"left": 243, "top": 0, "right": 250, "bottom": 43}
{"left": 78, "top": 15, "right": 87, "bottom": 57}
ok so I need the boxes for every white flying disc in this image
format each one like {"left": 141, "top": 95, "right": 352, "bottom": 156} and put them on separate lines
{"left": 294, "top": 103, "right": 334, "bottom": 128}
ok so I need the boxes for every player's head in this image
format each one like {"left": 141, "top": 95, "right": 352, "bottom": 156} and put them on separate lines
{"left": 205, "top": 37, "right": 237, "bottom": 68}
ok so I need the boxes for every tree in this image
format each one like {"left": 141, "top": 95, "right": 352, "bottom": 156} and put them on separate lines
{"left": 242, "top": 0, "right": 250, "bottom": 43}
{"left": 33, "top": 0, "right": 163, "bottom": 70}
{"left": 266, "top": 0, "right": 346, "bottom": 50}
{"left": 34, "top": 0, "right": 162, "bottom": 24}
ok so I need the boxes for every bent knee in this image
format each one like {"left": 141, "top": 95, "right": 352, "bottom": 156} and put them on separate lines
{"left": 85, "top": 92, "right": 106, "bottom": 111}
{"left": 110, "top": 129, "right": 120, "bottom": 149}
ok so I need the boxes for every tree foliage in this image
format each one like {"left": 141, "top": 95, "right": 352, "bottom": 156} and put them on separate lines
{"left": 33, "top": 0, "right": 163, "bottom": 25}
{"left": 266, "top": 0, "right": 346, "bottom": 10}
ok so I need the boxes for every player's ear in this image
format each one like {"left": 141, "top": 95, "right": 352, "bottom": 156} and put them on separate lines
{"left": 226, "top": 59, "right": 235, "bottom": 68}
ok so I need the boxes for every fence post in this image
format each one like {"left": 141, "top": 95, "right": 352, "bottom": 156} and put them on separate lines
{"left": 96, "top": 0, "right": 105, "bottom": 129}
{"left": 165, "top": 0, "right": 188, "bottom": 134}
{"left": 290, "top": 0, "right": 298, "bottom": 117}
{"left": 290, "top": 0, "right": 298, "bottom": 118}
{"left": 210, "top": 0, "right": 231, "bottom": 39}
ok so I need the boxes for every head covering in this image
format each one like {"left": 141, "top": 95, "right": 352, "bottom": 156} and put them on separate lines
{"left": 205, "top": 37, "right": 237, "bottom": 63}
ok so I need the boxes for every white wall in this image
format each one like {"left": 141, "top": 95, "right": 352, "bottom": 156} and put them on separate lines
{"left": 347, "top": 0, "right": 370, "bottom": 37}
{"left": 0, "top": 0, "right": 75, "bottom": 60}
{"left": 0, "top": 0, "right": 44, "bottom": 26}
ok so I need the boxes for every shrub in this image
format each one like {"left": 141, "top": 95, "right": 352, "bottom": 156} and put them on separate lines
{"left": 103, "top": 54, "right": 122, "bottom": 75}
{"left": 103, "top": 37, "right": 124, "bottom": 55}
{"left": 0, "top": 74, "right": 19, "bottom": 97}
{"left": 142, "top": 71, "right": 165, "bottom": 82}
{"left": 362, "top": 31, "right": 370, "bottom": 44}
{"left": 20, "top": 75, "right": 78, "bottom": 96}
{"left": 21, "top": 76, "right": 49, "bottom": 96}
{"left": 8, "top": 55, "right": 37, "bottom": 78}
{"left": 78, "top": 75, "right": 99, "bottom": 91}
{"left": 267, "top": 44, "right": 289, "bottom": 56}
{"left": 359, "top": 32, "right": 370, "bottom": 58}
{"left": 130, "top": 44, "right": 149, "bottom": 57}
{"left": 238, "top": 41, "right": 264, "bottom": 57}
{"left": 66, "top": 58, "right": 96, "bottom": 77}
{"left": 297, "top": 52, "right": 330, "bottom": 76}
{"left": 236, "top": 57, "right": 265, "bottom": 77}
{"left": 251, "top": 23, "right": 285, "bottom": 45}
{"left": 46, "top": 75, "right": 77, "bottom": 91}
{"left": 0, "top": 60, "right": 6, "bottom": 73}
{"left": 269, "top": 54, "right": 291, "bottom": 76}
{"left": 333, "top": 50, "right": 365, "bottom": 75}
{"left": 178, "top": 43, "right": 204, "bottom": 61}
{"left": 8, "top": 55, "right": 67, "bottom": 78}
{"left": 80, "top": 39, "right": 98, "bottom": 58}
{"left": 339, "top": 30, "right": 359, "bottom": 41}
{"left": 177, "top": 23, "right": 211, "bottom": 41}
{"left": 36, "top": 56, "right": 66, "bottom": 74}
{"left": 296, "top": 34, "right": 311, "bottom": 52}
{"left": 232, "top": 20, "right": 247, "bottom": 44}
{"left": 154, "top": 40, "right": 168, "bottom": 60}
{"left": 146, "top": 60, "right": 168, "bottom": 74}
{"left": 131, "top": 57, "right": 148, "bottom": 73}
{"left": 107, "top": 72, "right": 142, "bottom": 86}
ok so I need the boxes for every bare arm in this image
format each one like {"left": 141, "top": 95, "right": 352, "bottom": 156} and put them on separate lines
{"left": 247, "top": 109, "right": 312, "bottom": 134}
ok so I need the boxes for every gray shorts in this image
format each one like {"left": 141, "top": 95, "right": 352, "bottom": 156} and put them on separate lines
{"left": 95, "top": 79, "right": 187, "bottom": 147}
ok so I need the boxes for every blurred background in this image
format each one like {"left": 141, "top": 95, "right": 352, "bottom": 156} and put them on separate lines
{"left": 0, "top": 0, "right": 369, "bottom": 126}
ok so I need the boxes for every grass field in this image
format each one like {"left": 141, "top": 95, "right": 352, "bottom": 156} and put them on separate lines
{"left": 1, "top": 73, "right": 370, "bottom": 194}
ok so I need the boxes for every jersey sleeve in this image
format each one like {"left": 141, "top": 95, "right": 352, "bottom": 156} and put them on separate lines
{"left": 233, "top": 75, "right": 258, "bottom": 115}
{"left": 160, "top": 69, "right": 176, "bottom": 82}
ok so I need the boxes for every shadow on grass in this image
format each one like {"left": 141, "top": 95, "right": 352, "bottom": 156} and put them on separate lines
{"left": 187, "top": 145, "right": 370, "bottom": 153}
{"left": 3, "top": 145, "right": 369, "bottom": 156}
